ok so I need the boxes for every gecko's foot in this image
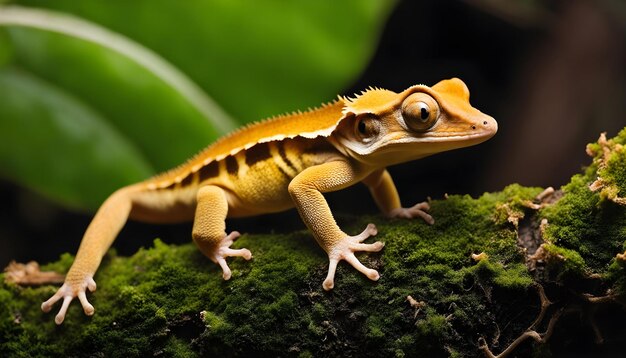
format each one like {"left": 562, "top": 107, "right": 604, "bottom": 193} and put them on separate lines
{"left": 323, "top": 223, "right": 384, "bottom": 291}
{"left": 41, "top": 274, "right": 97, "bottom": 325}
{"left": 389, "top": 201, "right": 434, "bottom": 225}
{"left": 209, "top": 231, "right": 252, "bottom": 280}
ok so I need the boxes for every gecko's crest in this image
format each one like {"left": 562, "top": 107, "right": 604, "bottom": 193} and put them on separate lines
{"left": 342, "top": 87, "right": 397, "bottom": 115}
{"left": 147, "top": 98, "right": 346, "bottom": 188}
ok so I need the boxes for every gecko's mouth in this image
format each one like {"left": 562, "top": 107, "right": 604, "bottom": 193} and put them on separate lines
{"left": 419, "top": 130, "right": 496, "bottom": 143}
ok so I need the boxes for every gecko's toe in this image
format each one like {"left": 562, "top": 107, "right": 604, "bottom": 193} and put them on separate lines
{"left": 354, "top": 223, "right": 377, "bottom": 242}
{"left": 55, "top": 296, "right": 73, "bottom": 325}
{"left": 87, "top": 277, "right": 97, "bottom": 292}
{"left": 344, "top": 253, "right": 380, "bottom": 281}
{"left": 211, "top": 231, "right": 251, "bottom": 280}
{"left": 323, "top": 258, "right": 339, "bottom": 291}
{"left": 240, "top": 249, "right": 253, "bottom": 260}
{"left": 41, "top": 298, "right": 57, "bottom": 313}
{"left": 41, "top": 282, "right": 69, "bottom": 313}
{"left": 390, "top": 201, "right": 434, "bottom": 224}
{"left": 367, "top": 270, "right": 380, "bottom": 281}
{"left": 323, "top": 278, "right": 334, "bottom": 291}
{"left": 78, "top": 291, "right": 95, "bottom": 316}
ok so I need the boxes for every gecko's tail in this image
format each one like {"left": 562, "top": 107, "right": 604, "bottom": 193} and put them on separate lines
{"left": 71, "top": 185, "right": 139, "bottom": 276}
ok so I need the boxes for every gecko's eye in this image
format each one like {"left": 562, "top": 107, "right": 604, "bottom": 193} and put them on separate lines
{"left": 402, "top": 93, "right": 440, "bottom": 132}
{"left": 354, "top": 114, "right": 380, "bottom": 142}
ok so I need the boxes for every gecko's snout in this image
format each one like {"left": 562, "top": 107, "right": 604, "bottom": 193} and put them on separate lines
{"left": 473, "top": 115, "right": 497, "bottom": 136}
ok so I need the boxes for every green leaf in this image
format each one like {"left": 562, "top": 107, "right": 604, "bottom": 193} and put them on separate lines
{"left": 0, "top": 68, "right": 153, "bottom": 210}
{"left": 0, "top": 1, "right": 394, "bottom": 210}
{"left": 11, "top": 0, "right": 394, "bottom": 120}
{"left": 0, "top": 5, "right": 235, "bottom": 170}
{"left": 0, "top": 28, "right": 13, "bottom": 66}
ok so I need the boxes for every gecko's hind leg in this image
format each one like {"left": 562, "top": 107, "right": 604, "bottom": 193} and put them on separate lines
{"left": 192, "top": 185, "right": 252, "bottom": 280}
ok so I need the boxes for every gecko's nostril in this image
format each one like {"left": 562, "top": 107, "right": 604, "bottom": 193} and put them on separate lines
{"left": 483, "top": 121, "right": 488, "bottom": 125}
{"left": 471, "top": 125, "right": 476, "bottom": 130}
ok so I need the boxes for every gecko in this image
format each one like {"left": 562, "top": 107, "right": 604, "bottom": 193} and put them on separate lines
{"left": 40, "top": 78, "right": 497, "bottom": 324}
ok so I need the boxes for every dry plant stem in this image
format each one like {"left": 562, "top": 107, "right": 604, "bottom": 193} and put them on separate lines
{"left": 577, "top": 292, "right": 626, "bottom": 311}
{"left": 581, "top": 293, "right": 617, "bottom": 304}
{"left": 3, "top": 261, "right": 65, "bottom": 285}
{"left": 406, "top": 295, "right": 426, "bottom": 319}
{"left": 480, "top": 290, "right": 624, "bottom": 357}
{"left": 535, "top": 187, "right": 555, "bottom": 202}
{"left": 528, "top": 284, "right": 552, "bottom": 330}
{"left": 479, "top": 284, "right": 556, "bottom": 358}
{"left": 479, "top": 309, "right": 563, "bottom": 358}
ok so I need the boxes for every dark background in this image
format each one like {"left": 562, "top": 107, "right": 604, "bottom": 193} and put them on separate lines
{"left": 1, "top": 0, "right": 625, "bottom": 284}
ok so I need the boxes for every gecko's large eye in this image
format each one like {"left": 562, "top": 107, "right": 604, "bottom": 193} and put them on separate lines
{"left": 354, "top": 114, "right": 379, "bottom": 142}
{"left": 401, "top": 93, "right": 440, "bottom": 132}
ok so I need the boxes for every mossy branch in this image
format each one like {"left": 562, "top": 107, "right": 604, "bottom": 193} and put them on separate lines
{"left": 2, "top": 129, "right": 626, "bottom": 357}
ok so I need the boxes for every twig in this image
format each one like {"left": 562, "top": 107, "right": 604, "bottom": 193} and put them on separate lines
{"left": 479, "top": 309, "right": 563, "bottom": 358}
{"left": 528, "top": 284, "right": 552, "bottom": 331}
{"left": 478, "top": 284, "right": 559, "bottom": 358}
{"left": 4, "top": 261, "right": 65, "bottom": 285}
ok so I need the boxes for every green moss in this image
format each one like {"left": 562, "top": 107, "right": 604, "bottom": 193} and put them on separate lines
{"left": 161, "top": 336, "right": 197, "bottom": 358}
{"left": 541, "top": 243, "right": 586, "bottom": 281}
{"left": 587, "top": 128, "right": 626, "bottom": 201}
{"left": 491, "top": 184, "right": 544, "bottom": 226}
{"left": 465, "top": 259, "right": 533, "bottom": 290}
{"left": 2, "top": 130, "right": 626, "bottom": 356}
{"left": 542, "top": 129, "right": 626, "bottom": 274}
{"left": 1, "top": 195, "right": 526, "bottom": 356}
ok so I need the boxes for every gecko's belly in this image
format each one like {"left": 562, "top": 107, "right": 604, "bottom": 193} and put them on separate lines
{"left": 223, "top": 170, "right": 295, "bottom": 218}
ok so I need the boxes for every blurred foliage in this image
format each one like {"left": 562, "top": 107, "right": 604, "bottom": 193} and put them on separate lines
{"left": 0, "top": 69, "right": 153, "bottom": 210}
{"left": 0, "top": 1, "right": 394, "bottom": 211}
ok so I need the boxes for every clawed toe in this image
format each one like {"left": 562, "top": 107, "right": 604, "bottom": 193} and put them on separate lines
{"left": 350, "top": 241, "right": 384, "bottom": 252}
{"left": 354, "top": 223, "right": 378, "bottom": 241}
{"left": 344, "top": 253, "right": 379, "bottom": 280}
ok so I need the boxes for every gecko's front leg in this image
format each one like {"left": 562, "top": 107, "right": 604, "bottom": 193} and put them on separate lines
{"left": 288, "top": 160, "right": 384, "bottom": 291}
{"left": 363, "top": 169, "right": 434, "bottom": 224}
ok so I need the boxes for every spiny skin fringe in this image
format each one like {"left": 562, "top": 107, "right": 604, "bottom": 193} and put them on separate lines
{"left": 343, "top": 86, "right": 395, "bottom": 106}
{"left": 146, "top": 98, "right": 345, "bottom": 187}
{"left": 214, "top": 98, "right": 342, "bottom": 140}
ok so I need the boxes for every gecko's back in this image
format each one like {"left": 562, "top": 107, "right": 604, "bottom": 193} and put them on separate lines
{"left": 145, "top": 99, "right": 346, "bottom": 191}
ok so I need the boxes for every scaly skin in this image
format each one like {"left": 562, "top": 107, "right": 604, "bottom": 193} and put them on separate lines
{"left": 40, "top": 78, "right": 497, "bottom": 324}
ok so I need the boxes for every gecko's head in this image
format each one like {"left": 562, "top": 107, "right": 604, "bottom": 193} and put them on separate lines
{"left": 333, "top": 78, "right": 497, "bottom": 167}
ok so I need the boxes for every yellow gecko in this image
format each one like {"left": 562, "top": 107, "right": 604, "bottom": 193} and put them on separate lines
{"left": 40, "top": 78, "right": 497, "bottom": 324}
